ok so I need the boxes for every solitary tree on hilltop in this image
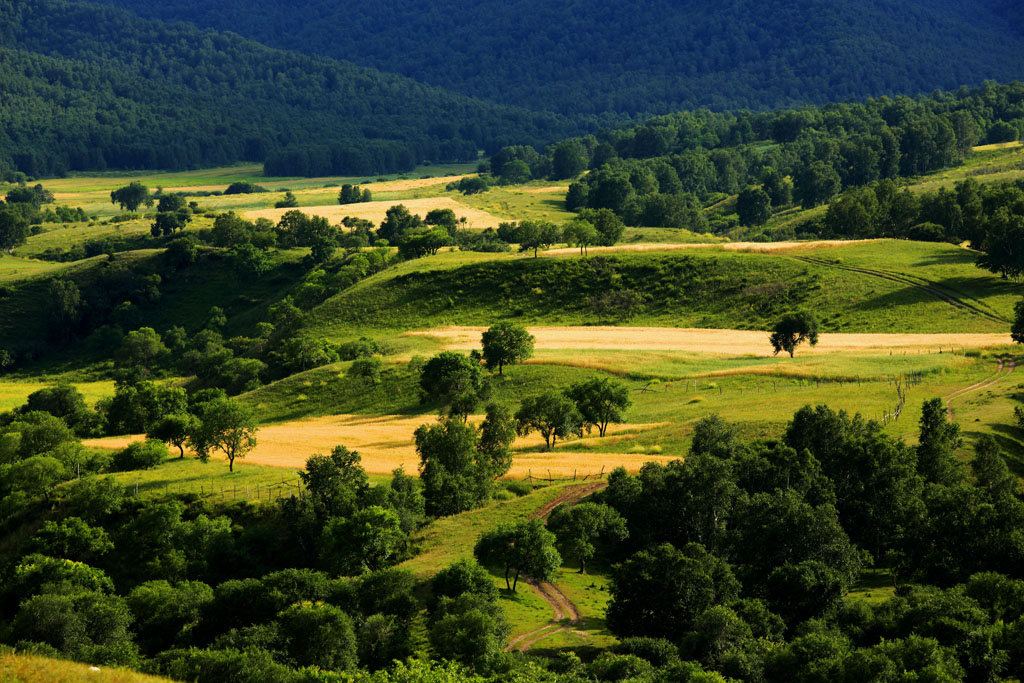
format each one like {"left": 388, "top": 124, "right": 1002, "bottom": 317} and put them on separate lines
{"left": 480, "top": 322, "right": 534, "bottom": 375}
{"left": 769, "top": 311, "right": 819, "bottom": 358}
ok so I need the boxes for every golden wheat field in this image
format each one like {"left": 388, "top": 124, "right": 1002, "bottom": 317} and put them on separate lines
{"left": 82, "top": 415, "right": 674, "bottom": 477}
{"left": 402, "top": 325, "right": 1011, "bottom": 357}
{"left": 244, "top": 197, "right": 504, "bottom": 229}
{"left": 541, "top": 239, "right": 878, "bottom": 256}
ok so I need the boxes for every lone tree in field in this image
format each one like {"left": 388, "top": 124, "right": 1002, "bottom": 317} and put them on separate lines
{"left": 110, "top": 182, "right": 153, "bottom": 212}
{"left": 515, "top": 392, "right": 583, "bottom": 451}
{"left": 1013, "top": 298, "right": 1024, "bottom": 344}
{"left": 188, "top": 395, "right": 258, "bottom": 471}
{"left": 480, "top": 323, "right": 534, "bottom": 375}
{"left": 474, "top": 519, "right": 560, "bottom": 591}
{"left": 548, "top": 502, "right": 628, "bottom": 573}
{"left": 565, "top": 378, "right": 632, "bottom": 437}
{"left": 769, "top": 311, "right": 820, "bottom": 358}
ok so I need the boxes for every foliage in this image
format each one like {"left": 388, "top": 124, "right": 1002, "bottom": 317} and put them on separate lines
{"left": 515, "top": 392, "right": 583, "bottom": 450}
{"left": 188, "top": 395, "right": 258, "bottom": 470}
{"left": 0, "top": 0, "right": 580, "bottom": 177}
{"left": 419, "top": 351, "right": 485, "bottom": 419}
{"left": 479, "top": 322, "right": 534, "bottom": 375}
{"left": 474, "top": 518, "right": 561, "bottom": 591}
{"left": 548, "top": 501, "right": 628, "bottom": 573}
{"left": 769, "top": 311, "right": 820, "bottom": 358}
{"left": 565, "top": 377, "right": 632, "bottom": 437}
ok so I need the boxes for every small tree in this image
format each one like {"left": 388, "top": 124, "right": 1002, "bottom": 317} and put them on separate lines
{"left": 515, "top": 220, "right": 560, "bottom": 257}
{"left": 515, "top": 392, "right": 583, "bottom": 451}
{"left": 119, "top": 327, "right": 169, "bottom": 369}
{"left": 1012, "top": 298, "right": 1024, "bottom": 344}
{"left": 736, "top": 187, "right": 772, "bottom": 226}
{"left": 474, "top": 519, "right": 561, "bottom": 591}
{"left": 769, "top": 311, "right": 819, "bottom": 358}
{"left": 565, "top": 378, "right": 632, "bottom": 437}
{"left": 189, "top": 396, "right": 258, "bottom": 471}
{"left": 110, "top": 182, "right": 153, "bottom": 212}
{"left": 148, "top": 413, "right": 197, "bottom": 458}
{"left": 548, "top": 502, "right": 628, "bottom": 573}
{"left": 562, "top": 218, "right": 599, "bottom": 255}
{"left": 419, "top": 351, "right": 484, "bottom": 419}
{"left": 480, "top": 322, "right": 534, "bottom": 375}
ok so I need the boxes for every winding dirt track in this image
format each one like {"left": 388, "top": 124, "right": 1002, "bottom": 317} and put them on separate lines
{"left": 790, "top": 255, "right": 1010, "bottom": 325}
{"left": 944, "top": 357, "right": 1016, "bottom": 420}
{"left": 506, "top": 481, "right": 606, "bottom": 652}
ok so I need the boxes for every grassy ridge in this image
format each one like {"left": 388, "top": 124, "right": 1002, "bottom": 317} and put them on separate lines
{"left": 305, "top": 244, "right": 1017, "bottom": 337}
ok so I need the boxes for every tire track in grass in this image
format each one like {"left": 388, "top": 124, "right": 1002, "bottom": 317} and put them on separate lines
{"left": 790, "top": 255, "right": 1010, "bottom": 325}
{"left": 944, "top": 357, "right": 1016, "bottom": 420}
{"left": 504, "top": 481, "right": 605, "bottom": 652}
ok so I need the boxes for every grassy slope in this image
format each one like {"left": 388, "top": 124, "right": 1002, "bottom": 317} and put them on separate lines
{"left": 303, "top": 241, "right": 1018, "bottom": 337}
{"left": 0, "top": 653, "right": 169, "bottom": 682}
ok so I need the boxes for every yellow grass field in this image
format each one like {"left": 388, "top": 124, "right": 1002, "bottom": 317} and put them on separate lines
{"left": 0, "top": 653, "right": 170, "bottom": 682}
{"left": 82, "top": 415, "right": 674, "bottom": 478}
{"left": 541, "top": 239, "right": 878, "bottom": 257}
{"left": 402, "top": 325, "right": 1011, "bottom": 357}
{"left": 244, "top": 197, "right": 504, "bottom": 229}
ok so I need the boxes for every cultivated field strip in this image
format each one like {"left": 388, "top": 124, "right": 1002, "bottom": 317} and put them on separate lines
{"left": 790, "top": 255, "right": 1010, "bottom": 324}
{"left": 405, "top": 326, "right": 1012, "bottom": 356}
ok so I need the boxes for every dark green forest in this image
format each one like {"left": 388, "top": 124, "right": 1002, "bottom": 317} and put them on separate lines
{"left": 93, "top": 0, "right": 1024, "bottom": 117}
{"left": 0, "top": 0, "right": 581, "bottom": 178}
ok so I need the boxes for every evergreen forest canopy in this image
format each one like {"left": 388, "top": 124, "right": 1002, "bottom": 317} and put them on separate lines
{"left": 94, "top": 0, "right": 1024, "bottom": 117}
{"left": 0, "top": 0, "right": 580, "bottom": 179}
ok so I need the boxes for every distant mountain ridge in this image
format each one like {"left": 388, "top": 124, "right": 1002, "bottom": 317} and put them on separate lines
{"left": 93, "top": 0, "right": 1024, "bottom": 116}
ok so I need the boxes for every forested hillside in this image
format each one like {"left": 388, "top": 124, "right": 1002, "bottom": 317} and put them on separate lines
{"left": 0, "top": 0, "right": 580, "bottom": 178}
{"left": 94, "top": 0, "right": 1024, "bottom": 116}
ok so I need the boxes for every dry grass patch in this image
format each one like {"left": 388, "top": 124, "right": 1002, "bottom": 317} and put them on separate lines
{"left": 244, "top": 197, "right": 503, "bottom": 229}
{"left": 542, "top": 239, "right": 877, "bottom": 257}
{"left": 83, "top": 415, "right": 666, "bottom": 478}
{"left": 0, "top": 653, "right": 170, "bottom": 682}
{"left": 402, "top": 325, "right": 1011, "bottom": 357}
